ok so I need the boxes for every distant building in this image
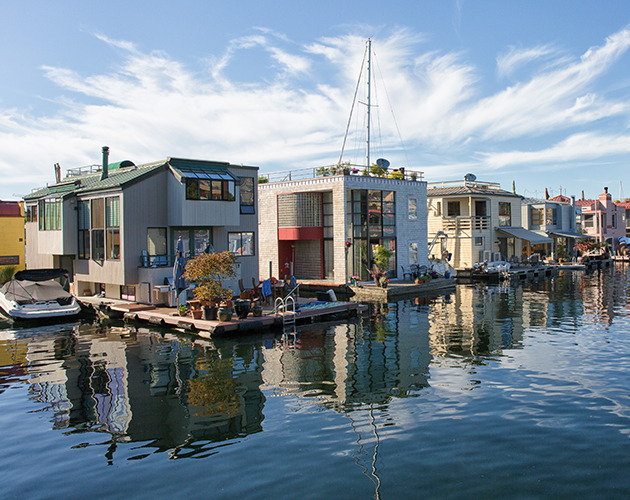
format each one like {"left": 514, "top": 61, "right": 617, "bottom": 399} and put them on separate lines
{"left": 615, "top": 201, "right": 630, "bottom": 238}
{"left": 427, "top": 175, "right": 551, "bottom": 267}
{"left": 521, "top": 195, "right": 586, "bottom": 259}
{"left": 258, "top": 167, "right": 427, "bottom": 283}
{"left": 575, "top": 187, "right": 626, "bottom": 251}
{"left": 23, "top": 147, "right": 258, "bottom": 302}
{"left": 0, "top": 200, "right": 25, "bottom": 273}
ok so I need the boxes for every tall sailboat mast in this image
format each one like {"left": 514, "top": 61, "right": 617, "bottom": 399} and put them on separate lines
{"left": 365, "top": 38, "right": 372, "bottom": 169}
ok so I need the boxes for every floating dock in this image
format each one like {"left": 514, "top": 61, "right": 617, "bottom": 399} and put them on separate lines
{"left": 81, "top": 298, "right": 362, "bottom": 337}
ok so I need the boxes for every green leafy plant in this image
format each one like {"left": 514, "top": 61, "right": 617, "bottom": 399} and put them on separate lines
{"left": 368, "top": 245, "right": 393, "bottom": 286}
{"left": 369, "top": 162, "right": 388, "bottom": 177}
{"left": 258, "top": 175, "right": 268, "bottom": 184}
{"left": 0, "top": 266, "right": 16, "bottom": 286}
{"left": 184, "top": 251, "right": 237, "bottom": 303}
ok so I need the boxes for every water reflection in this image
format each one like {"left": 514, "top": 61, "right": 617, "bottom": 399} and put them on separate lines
{"left": 1, "top": 265, "right": 629, "bottom": 462}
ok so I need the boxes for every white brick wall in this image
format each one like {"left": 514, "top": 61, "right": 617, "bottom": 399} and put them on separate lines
{"left": 259, "top": 175, "right": 428, "bottom": 283}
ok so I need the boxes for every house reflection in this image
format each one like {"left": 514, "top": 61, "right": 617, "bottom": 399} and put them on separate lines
{"left": 8, "top": 269, "right": 628, "bottom": 461}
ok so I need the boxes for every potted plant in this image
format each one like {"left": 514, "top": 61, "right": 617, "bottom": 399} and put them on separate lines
{"left": 217, "top": 306, "right": 234, "bottom": 322}
{"left": 184, "top": 251, "right": 237, "bottom": 315}
{"left": 178, "top": 304, "right": 189, "bottom": 316}
{"left": 233, "top": 299, "right": 251, "bottom": 319}
{"left": 251, "top": 304, "right": 263, "bottom": 317}
{"left": 379, "top": 276, "right": 390, "bottom": 288}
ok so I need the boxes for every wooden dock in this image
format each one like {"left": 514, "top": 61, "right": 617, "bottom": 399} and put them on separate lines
{"left": 87, "top": 299, "right": 362, "bottom": 337}
{"left": 348, "top": 278, "right": 456, "bottom": 301}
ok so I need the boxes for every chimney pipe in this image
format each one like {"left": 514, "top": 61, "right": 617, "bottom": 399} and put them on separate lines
{"left": 604, "top": 186, "right": 608, "bottom": 194}
{"left": 101, "top": 146, "right": 110, "bottom": 181}
{"left": 54, "top": 163, "right": 61, "bottom": 183}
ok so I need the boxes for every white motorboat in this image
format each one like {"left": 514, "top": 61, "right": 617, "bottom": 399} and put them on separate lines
{"left": 0, "top": 269, "right": 81, "bottom": 320}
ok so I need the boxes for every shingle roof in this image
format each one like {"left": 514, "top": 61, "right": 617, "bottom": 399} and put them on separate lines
{"left": 24, "top": 160, "right": 167, "bottom": 200}
{"left": 427, "top": 185, "right": 520, "bottom": 198}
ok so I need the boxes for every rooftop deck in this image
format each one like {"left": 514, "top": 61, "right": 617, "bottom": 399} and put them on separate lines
{"left": 259, "top": 164, "right": 424, "bottom": 183}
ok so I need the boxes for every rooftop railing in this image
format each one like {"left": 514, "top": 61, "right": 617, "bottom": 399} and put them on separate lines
{"left": 428, "top": 179, "right": 502, "bottom": 190}
{"left": 259, "top": 164, "right": 424, "bottom": 183}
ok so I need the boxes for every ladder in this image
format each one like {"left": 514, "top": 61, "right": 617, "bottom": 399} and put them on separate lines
{"left": 275, "top": 295, "right": 297, "bottom": 333}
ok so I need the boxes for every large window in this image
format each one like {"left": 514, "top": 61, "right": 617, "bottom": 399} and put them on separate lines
{"left": 499, "top": 202, "right": 511, "bottom": 226}
{"left": 186, "top": 178, "right": 235, "bottom": 201}
{"left": 447, "top": 201, "right": 460, "bottom": 217}
{"left": 531, "top": 208, "right": 543, "bottom": 226}
{"left": 38, "top": 198, "right": 61, "bottom": 230}
{"left": 106, "top": 196, "right": 120, "bottom": 260}
{"left": 408, "top": 198, "right": 417, "bottom": 220}
{"left": 148, "top": 228, "right": 167, "bottom": 256}
{"left": 240, "top": 177, "right": 255, "bottom": 214}
{"left": 545, "top": 208, "right": 557, "bottom": 226}
{"left": 228, "top": 232, "right": 255, "bottom": 256}
{"left": 91, "top": 199, "right": 105, "bottom": 260}
{"left": 584, "top": 214, "right": 594, "bottom": 228}
{"left": 78, "top": 200, "right": 90, "bottom": 260}
{"left": 409, "top": 242, "right": 418, "bottom": 264}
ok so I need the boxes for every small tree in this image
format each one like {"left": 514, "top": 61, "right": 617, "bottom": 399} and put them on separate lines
{"left": 368, "top": 245, "right": 393, "bottom": 286}
{"left": 184, "top": 251, "right": 237, "bottom": 303}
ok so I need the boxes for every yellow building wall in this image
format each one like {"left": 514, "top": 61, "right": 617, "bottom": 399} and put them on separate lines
{"left": 0, "top": 202, "right": 26, "bottom": 273}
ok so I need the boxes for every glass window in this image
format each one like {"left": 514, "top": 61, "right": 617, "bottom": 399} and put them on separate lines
{"left": 447, "top": 201, "right": 460, "bottom": 217}
{"left": 194, "top": 229, "right": 211, "bottom": 256}
{"left": 408, "top": 198, "right": 417, "bottom": 220}
{"left": 584, "top": 214, "right": 594, "bottom": 228}
{"left": 199, "top": 180, "right": 211, "bottom": 200}
{"left": 531, "top": 208, "right": 543, "bottom": 226}
{"left": 240, "top": 177, "right": 255, "bottom": 214}
{"left": 106, "top": 197, "right": 120, "bottom": 260}
{"left": 499, "top": 202, "right": 511, "bottom": 226}
{"left": 545, "top": 208, "right": 557, "bottom": 226}
{"left": 186, "top": 178, "right": 199, "bottom": 200}
{"left": 78, "top": 200, "right": 90, "bottom": 260}
{"left": 212, "top": 180, "right": 223, "bottom": 200}
{"left": 91, "top": 199, "right": 104, "bottom": 229}
{"left": 38, "top": 198, "right": 61, "bottom": 231}
{"left": 148, "top": 228, "right": 167, "bottom": 255}
{"left": 228, "top": 232, "right": 255, "bottom": 256}
{"left": 92, "top": 229, "right": 105, "bottom": 261}
{"left": 409, "top": 242, "right": 418, "bottom": 264}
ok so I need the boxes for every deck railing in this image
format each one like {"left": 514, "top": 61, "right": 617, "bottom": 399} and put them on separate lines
{"left": 259, "top": 164, "right": 424, "bottom": 183}
{"left": 442, "top": 216, "right": 490, "bottom": 232}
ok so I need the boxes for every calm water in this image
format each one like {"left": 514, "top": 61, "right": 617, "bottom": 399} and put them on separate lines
{"left": 2, "top": 266, "right": 630, "bottom": 499}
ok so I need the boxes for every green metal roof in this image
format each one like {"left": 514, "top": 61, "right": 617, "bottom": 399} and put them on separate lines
{"left": 24, "top": 160, "right": 167, "bottom": 200}
{"left": 23, "top": 157, "right": 251, "bottom": 202}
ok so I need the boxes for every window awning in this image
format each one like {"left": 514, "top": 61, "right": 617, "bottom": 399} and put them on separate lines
{"left": 496, "top": 227, "right": 553, "bottom": 244}
{"left": 550, "top": 230, "right": 590, "bottom": 239}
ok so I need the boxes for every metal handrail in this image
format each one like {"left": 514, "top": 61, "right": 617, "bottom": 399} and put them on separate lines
{"left": 269, "top": 283, "right": 300, "bottom": 314}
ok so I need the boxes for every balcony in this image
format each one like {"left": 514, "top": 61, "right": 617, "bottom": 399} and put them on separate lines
{"left": 442, "top": 216, "right": 490, "bottom": 232}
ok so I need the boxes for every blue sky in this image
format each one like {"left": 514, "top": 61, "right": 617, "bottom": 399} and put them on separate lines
{"left": 2, "top": 0, "right": 630, "bottom": 201}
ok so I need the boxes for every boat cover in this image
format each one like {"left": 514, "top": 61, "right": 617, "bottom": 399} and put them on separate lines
{"left": 13, "top": 268, "right": 69, "bottom": 282}
{"left": 0, "top": 279, "right": 72, "bottom": 305}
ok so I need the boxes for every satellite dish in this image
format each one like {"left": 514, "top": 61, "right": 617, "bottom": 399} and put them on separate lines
{"left": 464, "top": 173, "right": 477, "bottom": 182}
{"left": 376, "top": 158, "right": 390, "bottom": 169}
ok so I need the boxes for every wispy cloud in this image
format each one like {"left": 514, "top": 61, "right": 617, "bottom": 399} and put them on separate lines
{"left": 496, "top": 44, "right": 555, "bottom": 78}
{"left": 0, "top": 25, "right": 629, "bottom": 199}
